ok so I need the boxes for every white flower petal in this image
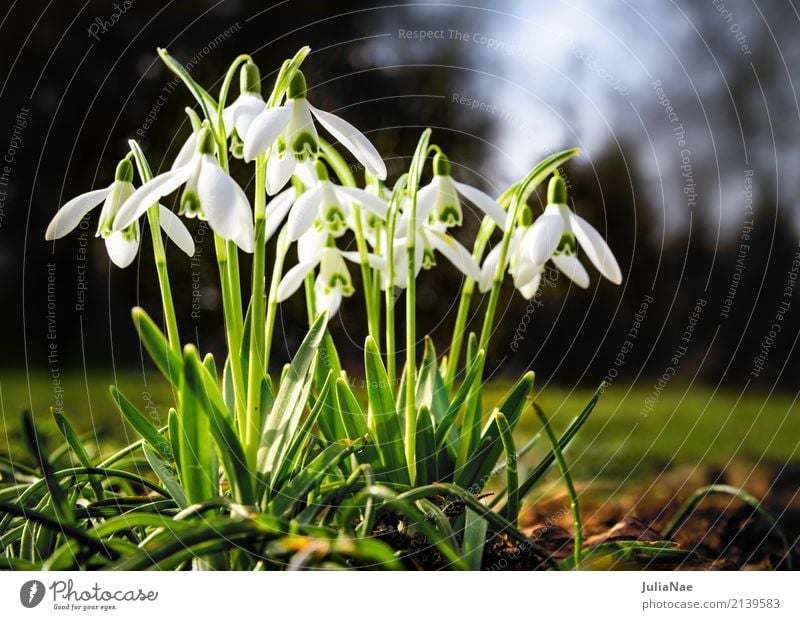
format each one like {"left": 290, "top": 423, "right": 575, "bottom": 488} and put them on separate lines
{"left": 518, "top": 270, "right": 542, "bottom": 300}
{"left": 297, "top": 226, "right": 326, "bottom": 264}
{"left": 104, "top": 231, "right": 139, "bottom": 268}
{"left": 45, "top": 184, "right": 114, "bottom": 240}
{"left": 159, "top": 205, "right": 195, "bottom": 257}
{"left": 277, "top": 260, "right": 316, "bottom": 301}
{"left": 314, "top": 277, "right": 343, "bottom": 317}
{"left": 425, "top": 228, "right": 481, "bottom": 281}
{"left": 243, "top": 105, "right": 292, "bottom": 162}
{"left": 523, "top": 205, "right": 565, "bottom": 265}
{"left": 415, "top": 178, "right": 438, "bottom": 222}
{"left": 266, "top": 147, "right": 296, "bottom": 195}
{"left": 172, "top": 133, "right": 197, "bottom": 170}
{"left": 308, "top": 104, "right": 386, "bottom": 179}
{"left": 196, "top": 155, "right": 255, "bottom": 252}
{"left": 293, "top": 160, "right": 317, "bottom": 188}
{"left": 333, "top": 185, "right": 388, "bottom": 220}
{"left": 453, "top": 181, "right": 506, "bottom": 230}
{"left": 286, "top": 186, "right": 321, "bottom": 241}
{"left": 551, "top": 253, "right": 590, "bottom": 288}
{"left": 479, "top": 244, "right": 503, "bottom": 293}
{"left": 569, "top": 212, "right": 622, "bottom": 284}
{"left": 230, "top": 92, "right": 265, "bottom": 137}
{"left": 114, "top": 166, "right": 193, "bottom": 231}
{"left": 264, "top": 188, "right": 296, "bottom": 243}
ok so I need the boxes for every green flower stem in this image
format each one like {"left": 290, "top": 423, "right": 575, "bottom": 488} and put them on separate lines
{"left": 533, "top": 404, "right": 582, "bottom": 568}
{"left": 443, "top": 216, "right": 495, "bottom": 391}
{"left": 214, "top": 234, "right": 246, "bottom": 432}
{"left": 383, "top": 175, "right": 408, "bottom": 387}
{"left": 319, "top": 139, "right": 380, "bottom": 345}
{"left": 264, "top": 228, "right": 288, "bottom": 369}
{"left": 403, "top": 130, "right": 432, "bottom": 485}
{"left": 127, "top": 141, "right": 180, "bottom": 357}
{"left": 303, "top": 271, "right": 317, "bottom": 324}
{"left": 244, "top": 154, "right": 268, "bottom": 467}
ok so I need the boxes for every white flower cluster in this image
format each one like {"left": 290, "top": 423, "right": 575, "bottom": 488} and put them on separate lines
{"left": 45, "top": 60, "right": 621, "bottom": 313}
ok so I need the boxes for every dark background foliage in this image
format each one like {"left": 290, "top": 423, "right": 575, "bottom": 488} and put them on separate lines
{"left": 1, "top": 0, "right": 798, "bottom": 392}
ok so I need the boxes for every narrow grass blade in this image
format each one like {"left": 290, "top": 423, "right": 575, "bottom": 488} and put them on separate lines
{"left": 142, "top": 444, "right": 189, "bottom": 509}
{"left": 52, "top": 411, "right": 103, "bottom": 499}
{"left": 131, "top": 307, "right": 182, "bottom": 387}
{"left": 109, "top": 386, "right": 173, "bottom": 461}
{"left": 494, "top": 411, "right": 519, "bottom": 525}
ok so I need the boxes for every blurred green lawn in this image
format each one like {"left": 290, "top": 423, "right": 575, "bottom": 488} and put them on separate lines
{"left": 1, "top": 372, "right": 797, "bottom": 482}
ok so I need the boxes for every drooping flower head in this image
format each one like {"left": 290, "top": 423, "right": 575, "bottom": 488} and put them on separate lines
{"left": 243, "top": 70, "right": 387, "bottom": 195}
{"left": 45, "top": 158, "right": 194, "bottom": 268}
{"left": 114, "top": 126, "right": 255, "bottom": 252}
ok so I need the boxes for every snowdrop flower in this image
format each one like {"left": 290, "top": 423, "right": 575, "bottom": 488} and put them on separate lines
{"left": 276, "top": 227, "right": 369, "bottom": 316}
{"left": 478, "top": 212, "right": 549, "bottom": 299}
{"left": 479, "top": 176, "right": 622, "bottom": 298}
{"left": 416, "top": 152, "right": 507, "bottom": 230}
{"left": 523, "top": 176, "right": 622, "bottom": 285}
{"left": 45, "top": 159, "right": 194, "bottom": 268}
{"left": 285, "top": 161, "right": 388, "bottom": 241}
{"left": 242, "top": 71, "right": 387, "bottom": 195}
{"left": 114, "top": 127, "right": 255, "bottom": 253}
{"left": 222, "top": 61, "right": 265, "bottom": 139}
{"left": 378, "top": 202, "right": 481, "bottom": 289}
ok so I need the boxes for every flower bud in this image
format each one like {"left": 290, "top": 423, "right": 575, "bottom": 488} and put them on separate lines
{"left": 433, "top": 151, "right": 450, "bottom": 177}
{"left": 240, "top": 61, "right": 261, "bottom": 95}
{"left": 547, "top": 175, "right": 568, "bottom": 204}
{"left": 314, "top": 159, "right": 330, "bottom": 181}
{"left": 115, "top": 159, "right": 134, "bottom": 183}
{"left": 517, "top": 204, "right": 533, "bottom": 227}
{"left": 287, "top": 70, "right": 308, "bottom": 100}
{"left": 196, "top": 127, "right": 217, "bottom": 155}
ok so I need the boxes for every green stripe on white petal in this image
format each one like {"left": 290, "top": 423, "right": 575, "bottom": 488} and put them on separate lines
{"left": 277, "top": 260, "right": 317, "bottom": 302}
{"left": 425, "top": 228, "right": 481, "bottom": 281}
{"left": 453, "top": 180, "right": 506, "bottom": 230}
{"left": 524, "top": 204, "right": 565, "bottom": 265}
{"left": 45, "top": 184, "right": 114, "bottom": 240}
{"left": 308, "top": 103, "right": 386, "bottom": 180}
{"left": 196, "top": 155, "right": 255, "bottom": 253}
{"left": 115, "top": 165, "right": 193, "bottom": 230}
{"left": 432, "top": 175, "right": 462, "bottom": 227}
{"left": 286, "top": 185, "right": 322, "bottom": 241}
{"left": 159, "top": 205, "right": 195, "bottom": 257}
{"left": 314, "top": 276, "right": 343, "bottom": 316}
{"left": 243, "top": 105, "right": 292, "bottom": 162}
{"left": 320, "top": 248, "right": 354, "bottom": 296}
{"left": 104, "top": 228, "right": 140, "bottom": 268}
{"left": 551, "top": 252, "right": 590, "bottom": 288}
{"left": 568, "top": 211, "right": 623, "bottom": 284}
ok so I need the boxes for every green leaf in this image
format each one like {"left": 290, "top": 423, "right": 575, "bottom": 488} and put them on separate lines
{"left": 334, "top": 377, "right": 370, "bottom": 441}
{"left": 416, "top": 337, "right": 450, "bottom": 421}
{"left": 515, "top": 382, "right": 605, "bottom": 502}
{"left": 157, "top": 48, "right": 218, "bottom": 123}
{"left": 414, "top": 405, "right": 436, "bottom": 485}
{"left": 52, "top": 411, "right": 103, "bottom": 499}
{"left": 21, "top": 411, "right": 73, "bottom": 526}
{"left": 131, "top": 307, "right": 182, "bottom": 387}
{"left": 269, "top": 439, "right": 361, "bottom": 517}
{"left": 461, "top": 507, "right": 488, "bottom": 570}
{"left": 455, "top": 371, "right": 534, "bottom": 489}
{"left": 142, "top": 444, "right": 189, "bottom": 509}
{"left": 494, "top": 411, "right": 519, "bottom": 524}
{"left": 364, "top": 336, "right": 408, "bottom": 484}
{"left": 109, "top": 386, "right": 173, "bottom": 461}
{"left": 188, "top": 352, "right": 254, "bottom": 505}
{"left": 258, "top": 312, "right": 328, "bottom": 485}
{"left": 177, "top": 345, "right": 216, "bottom": 504}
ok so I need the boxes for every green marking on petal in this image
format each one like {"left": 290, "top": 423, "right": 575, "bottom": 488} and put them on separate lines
{"left": 436, "top": 204, "right": 462, "bottom": 227}
{"left": 180, "top": 189, "right": 204, "bottom": 219}
{"left": 292, "top": 130, "right": 318, "bottom": 161}
{"left": 555, "top": 231, "right": 577, "bottom": 256}
{"left": 423, "top": 247, "right": 437, "bottom": 270}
